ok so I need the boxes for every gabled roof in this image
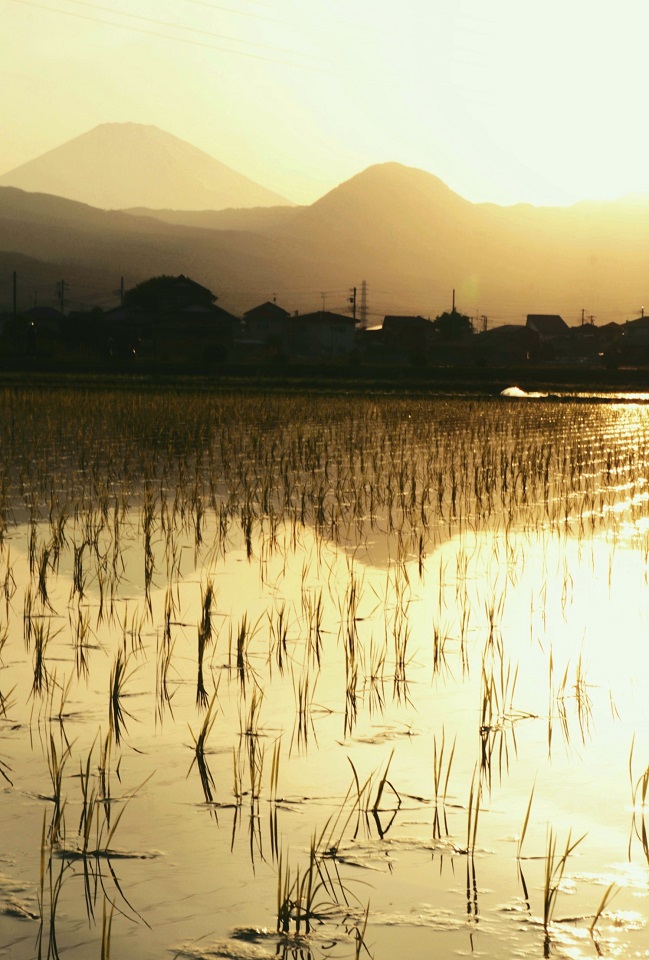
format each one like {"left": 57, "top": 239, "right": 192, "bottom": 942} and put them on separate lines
{"left": 244, "top": 301, "right": 290, "bottom": 321}
{"left": 171, "top": 274, "right": 217, "bottom": 302}
{"left": 180, "top": 303, "right": 238, "bottom": 321}
{"left": 526, "top": 314, "right": 569, "bottom": 335}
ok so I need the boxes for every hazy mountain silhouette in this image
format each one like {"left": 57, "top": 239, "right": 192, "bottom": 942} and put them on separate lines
{"left": 0, "top": 250, "right": 121, "bottom": 314}
{"left": 0, "top": 123, "right": 293, "bottom": 210}
{"left": 124, "top": 205, "right": 302, "bottom": 232}
{"left": 3, "top": 162, "right": 649, "bottom": 319}
{"left": 0, "top": 186, "right": 310, "bottom": 314}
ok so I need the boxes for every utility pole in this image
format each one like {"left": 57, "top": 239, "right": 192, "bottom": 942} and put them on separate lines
{"left": 581, "top": 308, "right": 586, "bottom": 325}
{"left": 452, "top": 288, "right": 456, "bottom": 313}
{"left": 56, "top": 280, "right": 69, "bottom": 313}
{"left": 348, "top": 286, "right": 357, "bottom": 321}
{"left": 359, "top": 280, "right": 368, "bottom": 328}
{"left": 481, "top": 314, "right": 488, "bottom": 333}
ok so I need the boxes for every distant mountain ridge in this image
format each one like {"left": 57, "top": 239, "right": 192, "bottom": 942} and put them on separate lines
{"left": 0, "top": 123, "right": 293, "bottom": 211}
{"left": 2, "top": 161, "right": 649, "bottom": 321}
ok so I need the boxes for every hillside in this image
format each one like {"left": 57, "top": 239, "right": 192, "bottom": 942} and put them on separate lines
{"left": 124, "top": 205, "right": 302, "bottom": 233}
{"left": 0, "top": 186, "right": 311, "bottom": 315}
{"left": 3, "top": 163, "right": 649, "bottom": 320}
{"left": 0, "top": 123, "right": 293, "bottom": 211}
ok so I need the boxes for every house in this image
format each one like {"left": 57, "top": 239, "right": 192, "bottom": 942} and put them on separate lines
{"left": 243, "top": 301, "right": 291, "bottom": 356}
{"left": 569, "top": 323, "right": 601, "bottom": 362}
{"left": 621, "top": 316, "right": 649, "bottom": 346}
{"left": 474, "top": 324, "right": 537, "bottom": 364}
{"left": 25, "top": 306, "right": 65, "bottom": 336}
{"left": 287, "top": 311, "right": 356, "bottom": 360}
{"left": 107, "top": 275, "right": 238, "bottom": 361}
{"left": 170, "top": 301, "right": 239, "bottom": 359}
{"left": 525, "top": 314, "right": 570, "bottom": 341}
{"left": 20, "top": 306, "right": 65, "bottom": 357}
{"left": 526, "top": 314, "right": 570, "bottom": 359}
{"left": 619, "top": 316, "right": 649, "bottom": 363}
{"left": 381, "top": 315, "right": 436, "bottom": 353}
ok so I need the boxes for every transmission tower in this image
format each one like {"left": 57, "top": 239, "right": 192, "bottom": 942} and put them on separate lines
{"left": 359, "top": 280, "right": 368, "bottom": 328}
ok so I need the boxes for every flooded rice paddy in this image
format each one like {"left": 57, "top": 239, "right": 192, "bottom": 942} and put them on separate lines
{"left": 2, "top": 386, "right": 649, "bottom": 959}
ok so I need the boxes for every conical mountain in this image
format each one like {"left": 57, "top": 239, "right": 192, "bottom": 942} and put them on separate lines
{"left": 0, "top": 123, "right": 293, "bottom": 211}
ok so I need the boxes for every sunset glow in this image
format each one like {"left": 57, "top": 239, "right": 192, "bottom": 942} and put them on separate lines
{"left": 3, "top": 0, "right": 649, "bottom": 207}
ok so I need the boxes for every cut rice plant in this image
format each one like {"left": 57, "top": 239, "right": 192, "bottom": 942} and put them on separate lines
{"left": 515, "top": 786, "right": 535, "bottom": 906}
{"left": 45, "top": 730, "right": 73, "bottom": 844}
{"left": 0, "top": 682, "right": 15, "bottom": 721}
{"left": 108, "top": 649, "right": 136, "bottom": 746}
{"left": 629, "top": 734, "right": 649, "bottom": 808}
{"left": 589, "top": 881, "right": 618, "bottom": 942}
{"left": 38, "top": 810, "right": 68, "bottom": 960}
{"left": 31, "top": 619, "right": 61, "bottom": 698}
{"left": 229, "top": 612, "right": 262, "bottom": 688}
{"left": 268, "top": 602, "right": 290, "bottom": 676}
{"left": 542, "top": 827, "right": 586, "bottom": 930}
{"left": 466, "top": 766, "right": 481, "bottom": 857}
{"left": 347, "top": 751, "right": 402, "bottom": 840}
{"left": 156, "top": 634, "right": 177, "bottom": 724}
{"left": 101, "top": 894, "right": 115, "bottom": 960}
{"left": 196, "top": 580, "right": 216, "bottom": 707}
{"left": 290, "top": 667, "right": 318, "bottom": 755}
{"left": 432, "top": 728, "right": 456, "bottom": 839}
{"left": 188, "top": 691, "right": 220, "bottom": 804}
{"left": 276, "top": 829, "right": 367, "bottom": 937}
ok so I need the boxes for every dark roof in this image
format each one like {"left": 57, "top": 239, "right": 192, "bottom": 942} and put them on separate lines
{"left": 571, "top": 323, "right": 598, "bottom": 339}
{"left": 104, "top": 306, "right": 129, "bottom": 322}
{"left": 625, "top": 316, "right": 649, "bottom": 327}
{"left": 526, "top": 314, "right": 569, "bottom": 335}
{"left": 244, "top": 301, "right": 290, "bottom": 321}
{"left": 479, "top": 324, "right": 536, "bottom": 341}
{"left": 382, "top": 315, "right": 433, "bottom": 330}
{"left": 294, "top": 311, "right": 356, "bottom": 326}
{"left": 171, "top": 274, "right": 217, "bottom": 302}
{"left": 180, "top": 303, "right": 238, "bottom": 321}
{"left": 25, "top": 306, "right": 64, "bottom": 321}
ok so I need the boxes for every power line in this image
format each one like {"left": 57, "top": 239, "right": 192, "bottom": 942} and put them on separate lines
{"left": 180, "top": 0, "right": 388, "bottom": 46}
{"left": 45, "top": 0, "right": 333, "bottom": 61}
{"left": 181, "top": 0, "right": 320, "bottom": 29}
{"left": 7, "top": 0, "right": 334, "bottom": 71}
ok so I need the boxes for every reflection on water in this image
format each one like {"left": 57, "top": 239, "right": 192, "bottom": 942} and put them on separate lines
{"left": 1, "top": 390, "right": 649, "bottom": 958}
{"left": 501, "top": 385, "right": 649, "bottom": 403}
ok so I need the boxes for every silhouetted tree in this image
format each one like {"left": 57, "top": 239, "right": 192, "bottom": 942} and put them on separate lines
{"left": 433, "top": 309, "right": 473, "bottom": 341}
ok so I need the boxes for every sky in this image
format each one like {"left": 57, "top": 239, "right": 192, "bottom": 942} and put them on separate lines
{"left": 3, "top": 0, "right": 649, "bottom": 207}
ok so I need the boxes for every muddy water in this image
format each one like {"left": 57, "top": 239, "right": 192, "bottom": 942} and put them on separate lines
{"left": 1, "top": 392, "right": 649, "bottom": 959}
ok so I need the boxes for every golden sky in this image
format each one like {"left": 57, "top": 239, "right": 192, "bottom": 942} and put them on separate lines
{"left": 2, "top": 0, "right": 648, "bottom": 207}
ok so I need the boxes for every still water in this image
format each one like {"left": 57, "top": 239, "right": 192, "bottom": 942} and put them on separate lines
{"left": 1, "top": 388, "right": 649, "bottom": 959}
